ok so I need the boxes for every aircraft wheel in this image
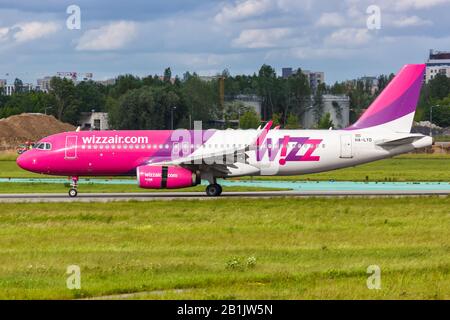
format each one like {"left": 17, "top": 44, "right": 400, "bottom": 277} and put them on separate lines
{"left": 68, "top": 188, "right": 78, "bottom": 198}
{"left": 206, "top": 184, "right": 222, "bottom": 196}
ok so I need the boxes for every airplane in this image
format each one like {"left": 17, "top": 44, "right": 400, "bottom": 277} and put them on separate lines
{"left": 17, "top": 64, "right": 432, "bottom": 197}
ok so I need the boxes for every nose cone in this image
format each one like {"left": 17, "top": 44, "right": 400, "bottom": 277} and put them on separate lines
{"left": 17, "top": 152, "right": 35, "bottom": 172}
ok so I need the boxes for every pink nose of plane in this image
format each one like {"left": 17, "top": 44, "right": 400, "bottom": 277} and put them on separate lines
{"left": 16, "top": 152, "right": 36, "bottom": 172}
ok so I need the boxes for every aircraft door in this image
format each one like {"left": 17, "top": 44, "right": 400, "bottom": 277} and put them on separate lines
{"left": 65, "top": 136, "right": 78, "bottom": 159}
{"left": 340, "top": 135, "right": 353, "bottom": 158}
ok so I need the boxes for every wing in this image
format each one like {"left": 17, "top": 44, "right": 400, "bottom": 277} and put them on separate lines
{"left": 152, "top": 121, "right": 273, "bottom": 168}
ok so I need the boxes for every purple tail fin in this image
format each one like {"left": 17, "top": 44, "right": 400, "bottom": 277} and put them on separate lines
{"left": 346, "top": 64, "right": 425, "bottom": 132}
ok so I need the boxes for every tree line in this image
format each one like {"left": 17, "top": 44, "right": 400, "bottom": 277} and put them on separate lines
{"left": 0, "top": 66, "right": 449, "bottom": 130}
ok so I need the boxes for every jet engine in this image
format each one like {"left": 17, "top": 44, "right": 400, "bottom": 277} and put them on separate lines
{"left": 137, "top": 165, "right": 200, "bottom": 189}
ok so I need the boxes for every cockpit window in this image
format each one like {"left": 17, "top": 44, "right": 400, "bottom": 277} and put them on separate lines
{"left": 34, "top": 142, "right": 52, "bottom": 150}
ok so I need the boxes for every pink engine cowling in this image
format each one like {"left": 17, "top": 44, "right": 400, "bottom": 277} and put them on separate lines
{"left": 137, "top": 165, "right": 198, "bottom": 189}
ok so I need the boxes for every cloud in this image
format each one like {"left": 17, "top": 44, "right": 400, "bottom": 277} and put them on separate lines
{"left": 12, "top": 21, "right": 59, "bottom": 43}
{"left": 325, "top": 28, "right": 372, "bottom": 47}
{"left": 392, "top": 15, "right": 433, "bottom": 27}
{"left": 393, "top": 0, "right": 450, "bottom": 11}
{"left": 215, "top": 0, "right": 271, "bottom": 23}
{"left": 0, "top": 27, "right": 9, "bottom": 42}
{"left": 315, "top": 12, "right": 346, "bottom": 27}
{"left": 76, "top": 21, "right": 137, "bottom": 51}
{"left": 232, "top": 28, "right": 292, "bottom": 48}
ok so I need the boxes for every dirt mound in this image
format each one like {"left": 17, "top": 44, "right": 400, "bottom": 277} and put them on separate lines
{"left": 0, "top": 113, "right": 75, "bottom": 151}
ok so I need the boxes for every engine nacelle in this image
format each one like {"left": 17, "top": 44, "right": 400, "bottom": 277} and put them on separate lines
{"left": 137, "top": 165, "right": 199, "bottom": 189}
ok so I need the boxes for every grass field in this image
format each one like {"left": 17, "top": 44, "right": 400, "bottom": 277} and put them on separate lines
{"left": 0, "top": 197, "right": 448, "bottom": 299}
{"left": 1, "top": 153, "right": 449, "bottom": 182}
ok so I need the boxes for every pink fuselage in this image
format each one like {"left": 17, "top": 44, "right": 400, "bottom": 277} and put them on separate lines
{"left": 17, "top": 130, "right": 207, "bottom": 176}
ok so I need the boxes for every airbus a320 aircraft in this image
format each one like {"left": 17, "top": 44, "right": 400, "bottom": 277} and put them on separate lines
{"left": 17, "top": 64, "right": 432, "bottom": 197}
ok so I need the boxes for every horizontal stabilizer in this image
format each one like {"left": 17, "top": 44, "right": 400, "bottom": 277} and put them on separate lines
{"left": 375, "top": 134, "right": 425, "bottom": 146}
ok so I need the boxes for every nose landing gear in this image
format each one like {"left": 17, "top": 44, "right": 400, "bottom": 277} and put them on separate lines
{"left": 68, "top": 176, "right": 78, "bottom": 197}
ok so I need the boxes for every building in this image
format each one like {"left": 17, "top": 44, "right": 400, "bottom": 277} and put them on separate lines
{"left": 230, "top": 94, "right": 262, "bottom": 115}
{"left": 425, "top": 49, "right": 450, "bottom": 83}
{"left": 198, "top": 76, "right": 216, "bottom": 82}
{"left": 282, "top": 67, "right": 325, "bottom": 92}
{"left": 37, "top": 76, "right": 53, "bottom": 92}
{"left": 78, "top": 112, "right": 109, "bottom": 130}
{"left": 21, "top": 83, "right": 33, "bottom": 93}
{"left": 95, "top": 78, "right": 116, "bottom": 86}
{"left": 301, "top": 94, "right": 350, "bottom": 129}
{"left": 282, "top": 68, "right": 293, "bottom": 79}
{"left": 157, "top": 76, "right": 177, "bottom": 84}
{"left": 4, "top": 84, "right": 15, "bottom": 96}
{"left": 56, "top": 72, "right": 93, "bottom": 82}
{"left": 360, "top": 76, "right": 379, "bottom": 94}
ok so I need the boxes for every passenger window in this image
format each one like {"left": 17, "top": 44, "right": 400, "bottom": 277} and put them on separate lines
{"left": 182, "top": 142, "right": 189, "bottom": 154}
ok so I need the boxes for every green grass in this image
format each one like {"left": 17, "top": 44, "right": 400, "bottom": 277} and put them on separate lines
{"left": 0, "top": 197, "right": 448, "bottom": 299}
{"left": 434, "top": 136, "right": 450, "bottom": 142}
{"left": 0, "top": 182, "right": 285, "bottom": 194}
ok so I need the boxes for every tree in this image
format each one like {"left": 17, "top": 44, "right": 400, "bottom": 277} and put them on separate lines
{"left": 271, "top": 113, "right": 282, "bottom": 127}
{"left": 376, "top": 73, "right": 394, "bottom": 94}
{"left": 109, "top": 87, "right": 155, "bottom": 129}
{"left": 318, "top": 112, "right": 334, "bottom": 129}
{"left": 330, "top": 81, "right": 346, "bottom": 95}
{"left": 332, "top": 101, "right": 342, "bottom": 125}
{"left": 76, "top": 80, "right": 106, "bottom": 113}
{"left": 163, "top": 67, "right": 172, "bottom": 83}
{"left": 285, "top": 114, "right": 300, "bottom": 129}
{"left": 257, "top": 64, "right": 277, "bottom": 121}
{"left": 416, "top": 74, "right": 450, "bottom": 123}
{"left": 109, "top": 74, "right": 142, "bottom": 98}
{"left": 224, "top": 101, "right": 252, "bottom": 125}
{"left": 14, "top": 78, "right": 23, "bottom": 94}
{"left": 283, "top": 70, "right": 311, "bottom": 124}
{"left": 152, "top": 86, "right": 181, "bottom": 129}
{"left": 49, "top": 77, "right": 79, "bottom": 123}
{"left": 428, "top": 73, "right": 450, "bottom": 101}
{"left": 433, "top": 95, "right": 450, "bottom": 127}
{"left": 105, "top": 96, "right": 120, "bottom": 128}
{"left": 239, "top": 110, "right": 260, "bottom": 129}
{"left": 181, "top": 75, "right": 218, "bottom": 127}
{"left": 312, "top": 83, "right": 326, "bottom": 124}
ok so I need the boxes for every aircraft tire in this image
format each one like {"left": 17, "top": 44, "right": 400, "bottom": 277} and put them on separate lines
{"left": 206, "top": 184, "right": 222, "bottom": 196}
{"left": 68, "top": 188, "right": 78, "bottom": 197}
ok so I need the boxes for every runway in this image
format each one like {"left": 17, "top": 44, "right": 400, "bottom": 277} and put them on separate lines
{"left": 0, "top": 189, "right": 449, "bottom": 202}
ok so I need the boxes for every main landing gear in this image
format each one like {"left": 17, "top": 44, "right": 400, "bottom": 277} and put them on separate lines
{"left": 68, "top": 176, "right": 78, "bottom": 197}
{"left": 206, "top": 183, "right": 222, "bottom": 197}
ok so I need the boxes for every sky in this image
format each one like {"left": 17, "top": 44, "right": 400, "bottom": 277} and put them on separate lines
{"left": 1, "top": 0, "right": 450, "bottom": 84}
